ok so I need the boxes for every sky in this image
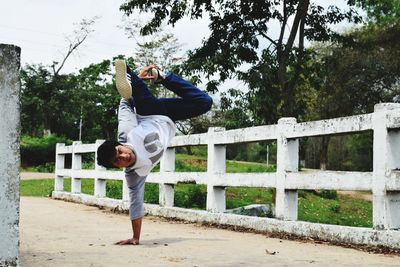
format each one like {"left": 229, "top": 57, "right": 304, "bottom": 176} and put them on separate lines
{"left": 0, "top": 0, "right": 210, "bottom": 74}
{"left": 0, "top": 0, "right": 358, "bottom": 79}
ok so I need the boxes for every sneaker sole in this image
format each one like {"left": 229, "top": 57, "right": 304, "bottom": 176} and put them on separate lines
{"left": 115, "top": 59, "right": 132, "bottom": 99}
{"left": 150, "top": 68, "right": 158, "bottom": 84}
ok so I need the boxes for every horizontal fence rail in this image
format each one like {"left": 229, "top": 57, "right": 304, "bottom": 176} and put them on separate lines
{"left": 52, "top": 103, "right": 400, "bottom": 249}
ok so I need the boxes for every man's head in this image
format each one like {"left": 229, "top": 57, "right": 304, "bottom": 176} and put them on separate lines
{"left": 97, "top": 140, "right": 136, "bottom": 168}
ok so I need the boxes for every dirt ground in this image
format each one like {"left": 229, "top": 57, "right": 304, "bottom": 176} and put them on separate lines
{"left": 20, "top": 197, "right": 399, "bottom": 267}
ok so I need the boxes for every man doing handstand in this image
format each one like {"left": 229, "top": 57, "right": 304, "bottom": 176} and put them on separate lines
{"left": 96, "top": 59, "right": 212, "bottom": 245}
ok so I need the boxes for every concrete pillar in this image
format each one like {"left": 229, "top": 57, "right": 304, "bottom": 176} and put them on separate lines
{"left": 94, "top": 140, "right": 106, "bottom": 197}
{"left": 206, "top": 127, "right": 226, "bottom": 212}
{"left": 275, "top": 118, "right": 299, "bottom": 220}
{"left": 159, "top": 148, "right": 175, "bottom": 207}
{"left": 54, "top": 143, "right": 65, "bottom": 191}
{"left": 372, "top": 103, "right": 400, "bottom": 229}
{"left": 71, "top": 141, "right": 82, "bottom": 194}
{"left": 0, "top": 44, "right": 21, "bottom": 267}
{"left": 122, "top": 179, "right": 130, "bottom": 201}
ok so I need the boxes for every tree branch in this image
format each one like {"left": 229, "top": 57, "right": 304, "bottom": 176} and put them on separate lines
{"left": 277, "top": 0, "right": 288, "bottom": 57}
{"left": 53, "top": 17, "right": 98, "bottom": 77}
{"left": 283, "top": 0, "right": 309, "bottom": 59}
{"left": 251, "top": 21, "right": 277, "bottom": 47}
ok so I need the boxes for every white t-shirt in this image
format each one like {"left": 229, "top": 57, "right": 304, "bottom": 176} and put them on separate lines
{"left": 117, "top": 99, "right": 176, "bottom": 220}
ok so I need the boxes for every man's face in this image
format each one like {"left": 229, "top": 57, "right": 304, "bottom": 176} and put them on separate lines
{"left": 112, "top": 145, "right": 136, "bottom": 168}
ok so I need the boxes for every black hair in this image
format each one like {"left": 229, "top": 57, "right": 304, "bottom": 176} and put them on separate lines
{"left": 97, "top": 140, "right": 121, "bottom": 168}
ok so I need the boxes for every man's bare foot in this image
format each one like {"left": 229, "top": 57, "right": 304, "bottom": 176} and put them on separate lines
{"left": 114, "top": 238, "right": 140, "bottom": 245}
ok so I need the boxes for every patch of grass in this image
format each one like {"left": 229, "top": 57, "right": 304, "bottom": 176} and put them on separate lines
{"left": 106, "top": 180, "right": 123, "bottom": 199}
{"left": 226, "top": 161, "right": 276, "bottom": 173}
{"left": 174, "top": 153, "right": 276, "bottom": 173}
{"left": 20, "top": 178, "right": 94, "bottom": 197}
{"left": 298, "top": 191, "right": 372, "bottom": 228}
{"left": 20, "top": 179, "right": 55, "bottom": 197}
{"left": 144, "top": 183, "right": 159, "bottom": 204}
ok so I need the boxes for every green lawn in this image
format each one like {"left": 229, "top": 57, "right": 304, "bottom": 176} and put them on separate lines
{"left": 21, "top": 153, "right": 372, "bottom": 228}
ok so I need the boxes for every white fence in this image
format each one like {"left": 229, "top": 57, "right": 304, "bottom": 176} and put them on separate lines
{"left": 52, "top": 103, "right": 400, "bottom": 249}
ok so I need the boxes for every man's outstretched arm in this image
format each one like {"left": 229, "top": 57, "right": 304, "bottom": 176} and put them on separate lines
{"left": 115, "top": 217, "right": 142, "bottom": 245}
{"left": 115, "top": 172, "right": 146, "bottom": 245}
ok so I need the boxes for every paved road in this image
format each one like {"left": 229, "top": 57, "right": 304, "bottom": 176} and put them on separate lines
{"left": 20, "top": 197, "right": 399, "bottom": 267}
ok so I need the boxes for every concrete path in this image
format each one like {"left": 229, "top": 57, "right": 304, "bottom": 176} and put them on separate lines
{"left": 20, "top": 197, "right": 399, "bottom": 267}
{"left": 21, "top": 172, "right": 53, "bottom": 180}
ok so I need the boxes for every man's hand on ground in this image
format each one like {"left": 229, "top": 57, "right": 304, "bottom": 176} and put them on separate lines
{"left": 114, "top": 238, "right": 140, "bottom": 245}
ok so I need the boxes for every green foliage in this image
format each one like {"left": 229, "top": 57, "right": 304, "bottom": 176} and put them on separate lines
{"left": 227, "top": 142, "right": 276, "bottom": 164}
{"left": 175, "top": 185, "right": 207, "bottom": 209}
{"left": 20, "top": 135, "right": 71, "bottom": 166}
{"left": 330, "top": 203, "right": 341, "bottom": 213}
{"left": 20, "top": 65, "right": 80, "bottom": 137}
{"left": 121, "top": 0, "right": 362, "bottom": 119}
{"left": 106, "top": 180, "right": 123, "bottom": 199}
{"left": 298, "top": 192, "right": 372, "bottom": 227}
{"left": 226, "top": 161, "right": 275, "bottom": 173}
{"left": 318, "top": 190, "right": 338, "bottom": 200}
{"left": 144, "top": 183, "right": 159, "bottom": 204}
{"left": 303, "top": 133, "right": 373, "bottom": 171}
{"left": 353, "top": 0, "right": 400, "bottom": 26}
{"left": 175, "top": 159, "right": 206, "bottom": 172}
{"left": 32, "top": 163, "right": 55, "bottom": 173}
{"left": 343, "top": 133, "right": 373, "bottom": 171}
{"left": 20, "top": 59, "right": 123, "bottom": 142}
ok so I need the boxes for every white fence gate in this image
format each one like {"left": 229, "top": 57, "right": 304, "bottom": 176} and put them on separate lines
{"left": 52, "top": 103, "right": 400, "bottom": 248}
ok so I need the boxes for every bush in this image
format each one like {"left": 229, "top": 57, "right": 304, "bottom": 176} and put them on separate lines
{"left": 319, "top": 190, "right": 338, "bottom": 200}
{"left": 175, "top": 185, "right": 207, "bottom": 209}
{"left": 106, "top": 180, "right": 123, "bottom": 199}
{"left": 33, "top": 162, "right": 55, "bottom": 173}
{"left": 21, "top": 135, "right": 72, "bottom": 166}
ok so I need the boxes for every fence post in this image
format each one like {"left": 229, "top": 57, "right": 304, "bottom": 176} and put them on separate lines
{"left": 372, "top": 103, "right": 400, "bottom": 230}
{"left": 0, "top": 43, "right": 21, "bottom": 267}
{"left": 275, "top": 118, "right": 299, "bottom": 220}
{"left": 94, "top": 140, "right": 106, "bottom": 197}
{"left": 159, "top": 148, "right": 175, "bottom": 207}
{"left": 71, "top": 141, "right": 82, "bottom": 193}
{"left": 206, "top": 127, "right": 226, "bottom": 212}
{"left": 54, "top": 143, "right": 65, "bottom": 191}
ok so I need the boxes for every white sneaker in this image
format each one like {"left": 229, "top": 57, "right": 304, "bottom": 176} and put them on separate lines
{"left": 115, "top": 59, "right": 132, "bottom": 99}
{"left": 150, "top": 67, "right": 165, "bottom": 85}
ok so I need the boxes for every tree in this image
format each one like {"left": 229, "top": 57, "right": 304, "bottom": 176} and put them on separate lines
{"left": 352, "top": 0, "right": 400, "bottom": 26}
{"left": 20, "top": 64, "right": 79, "bottom": 137}
{"left": 120, "top": 18, "right": 185, "bottom": 97}
{"left": 75, "top": 59, "right": 121, "bottom": 141}
{"left": 52, "top": 17, "right": 99, "bottom": 78}
{"left": 21, "top": 17, "right": 98, "bottom": 137}
{"left": 302, "top": 20, "right": 400, "bottom": 170}
{"left": 120, "top": 0, "right": 362, "bottom": 121}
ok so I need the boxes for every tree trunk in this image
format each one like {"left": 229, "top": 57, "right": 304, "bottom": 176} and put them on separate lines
{"left": 319, "top": 136, "right": 330, "bottom": 170}
{"left": 278, "top": 0, "right": 310, "bottom": 117}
